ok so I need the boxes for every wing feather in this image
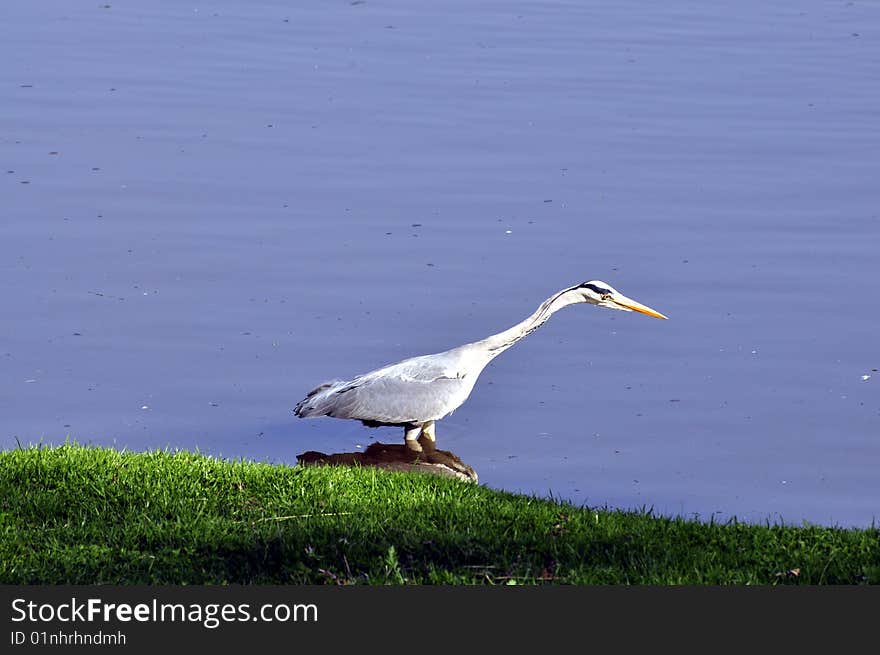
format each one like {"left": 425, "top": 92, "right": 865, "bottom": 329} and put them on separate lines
{"left": 294, "top": 349, "right": 479, "bottom": 424}
{"left": 327, "top": 374, "right": 467, "bottom": 423}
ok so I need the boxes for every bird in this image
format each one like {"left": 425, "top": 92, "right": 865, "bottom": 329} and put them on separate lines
{"left": 294, "top": 280, "right": 667, "bottom": 452}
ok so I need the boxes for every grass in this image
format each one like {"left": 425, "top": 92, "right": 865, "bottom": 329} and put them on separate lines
{"left": 0, "top": 444, "right": 877, "bottom": 584}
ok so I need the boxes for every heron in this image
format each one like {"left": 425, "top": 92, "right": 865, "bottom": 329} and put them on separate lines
{"left": 294, "top": 280, "right": 667, "bottom": 452}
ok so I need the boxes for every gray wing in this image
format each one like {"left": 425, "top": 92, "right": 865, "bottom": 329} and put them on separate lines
{"left": 325, "top": 375, "right": 468, "bottom": 424}
{"left": 294, "top": 352, "right": 476, "bottom": 424}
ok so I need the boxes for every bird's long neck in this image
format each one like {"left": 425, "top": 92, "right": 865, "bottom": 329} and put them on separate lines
{"left": 472, "top": 286, "right": 582, "bottom": 359}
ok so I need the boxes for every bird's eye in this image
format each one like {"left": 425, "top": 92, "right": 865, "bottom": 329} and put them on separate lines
{"left": 601, "top": 293, "right": 612, "bottom": 301}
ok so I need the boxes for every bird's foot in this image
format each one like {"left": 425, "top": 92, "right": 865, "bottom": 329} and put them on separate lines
{"left": 403, "top": 423, "right": 424, "bottom": 453}
{"left": 416, "top": 434, "right": 436, "bottom": 454}
{"left": 421, "top": 420, "right": 436, "bottom": 444}
{"left": 404, "top": 438, "right": 423, "bottom": 453}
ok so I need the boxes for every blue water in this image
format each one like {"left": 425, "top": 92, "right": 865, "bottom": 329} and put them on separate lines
{"left": 2, "top": 0, "right": 878, "bottom": 527}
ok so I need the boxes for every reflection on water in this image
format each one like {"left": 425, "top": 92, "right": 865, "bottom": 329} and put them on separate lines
{"left": 298, "top": 437, "right": 478, "bottom": 483}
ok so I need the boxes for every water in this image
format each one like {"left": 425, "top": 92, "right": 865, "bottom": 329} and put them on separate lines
{"left": 2, "top": 0, "right": 878, "bottom": 527}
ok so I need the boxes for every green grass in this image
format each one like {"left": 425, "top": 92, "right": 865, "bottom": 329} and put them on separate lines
{"left": 0, "top": 444, "right": 877, "bottom": 584}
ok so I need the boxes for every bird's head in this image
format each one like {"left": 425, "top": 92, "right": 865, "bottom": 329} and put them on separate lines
{"left": 576, "top": 280, "right": 668, "bottom": 319}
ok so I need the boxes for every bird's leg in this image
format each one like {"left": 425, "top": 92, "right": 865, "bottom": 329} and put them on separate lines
{"left": 403, "top": 423, "right": 423, "bottom": 452}
{"left": 422, "top": 421, "right": 437, "bottom": 446}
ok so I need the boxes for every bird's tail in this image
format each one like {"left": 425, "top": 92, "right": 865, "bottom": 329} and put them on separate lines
{"left": 293, "top": 381, "right": 339, "bottom": 418}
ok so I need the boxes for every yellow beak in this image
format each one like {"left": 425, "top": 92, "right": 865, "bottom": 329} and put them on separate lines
{"left": 611, "top": 294, "right": 668, "bottom": 320}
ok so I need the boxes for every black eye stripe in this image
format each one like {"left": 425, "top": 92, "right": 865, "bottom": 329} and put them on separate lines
{"left": 581, "top": 283, "right": 612, "bottom": 296}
